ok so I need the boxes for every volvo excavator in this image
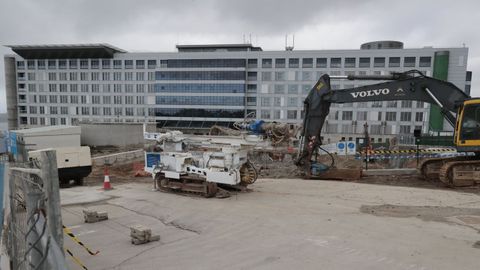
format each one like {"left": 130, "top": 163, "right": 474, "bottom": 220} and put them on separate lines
{"left": 296, "top": 70, "right": 480, "bottom": 187}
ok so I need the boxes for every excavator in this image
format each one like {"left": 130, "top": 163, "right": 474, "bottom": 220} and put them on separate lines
{"left": 296, "top": 70, "right": 480, "bottom": 187}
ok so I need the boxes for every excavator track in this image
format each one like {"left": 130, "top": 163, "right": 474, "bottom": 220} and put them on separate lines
{"left": 418, "top": 157, "right": 467, "bottom": 180}
{"left": 439, "top": 159, "right": 480, "bottom": 187}
{"left": 155, "top": 173, "right": 230, "bottom": 198}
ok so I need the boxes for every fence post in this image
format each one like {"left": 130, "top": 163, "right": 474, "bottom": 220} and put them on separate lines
{"left": 25, "top": 185, "right": 46, "bottom": 270}
{"left": 39, "top": 150, "right": 63, "bottom": 251}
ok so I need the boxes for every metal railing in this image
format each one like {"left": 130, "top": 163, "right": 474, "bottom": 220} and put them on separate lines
{"left": 3, "top": 150, "right": 67, "bottom": 270}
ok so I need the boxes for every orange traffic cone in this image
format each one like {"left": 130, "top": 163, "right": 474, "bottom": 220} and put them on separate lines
{"left": 103, "top": 166, "right": 112, "bottom": 190}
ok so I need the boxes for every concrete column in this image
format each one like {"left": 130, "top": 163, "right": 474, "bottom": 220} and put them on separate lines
{"left": 4, "top": 56, "right": 18, "bottom": 130}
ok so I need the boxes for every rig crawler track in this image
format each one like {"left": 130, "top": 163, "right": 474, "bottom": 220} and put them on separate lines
{"left": 418, "top": 157, "right": 480, "bottom": 187}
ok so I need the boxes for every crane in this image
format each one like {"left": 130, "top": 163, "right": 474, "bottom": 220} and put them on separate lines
{"left": 296, "top": 70, "right": 480, "bottom": 186}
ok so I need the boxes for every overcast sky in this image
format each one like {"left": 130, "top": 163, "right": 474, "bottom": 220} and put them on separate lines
{"left": 1, "top": 0, "right": 479, "bottom": 113}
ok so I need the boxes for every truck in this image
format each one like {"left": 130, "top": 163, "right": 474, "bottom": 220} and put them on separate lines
{"left": 28, "top": 146, "right": 92, "bottom": 187}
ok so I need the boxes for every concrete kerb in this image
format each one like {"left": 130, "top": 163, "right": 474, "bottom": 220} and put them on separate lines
{"left": 362, "top": 168, "right": 418, "bottom": 176}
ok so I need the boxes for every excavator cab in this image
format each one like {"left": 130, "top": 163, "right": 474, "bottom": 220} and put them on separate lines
{"left": 455, "top": 99, "right": 480, "bottom": 152}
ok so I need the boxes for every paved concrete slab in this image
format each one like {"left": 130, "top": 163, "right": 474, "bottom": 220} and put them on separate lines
{"left": 62, "top": 179, "right": 480, "bottom": 270}
{"left": 60, "top": 186, "right": 112, "bottom": 206}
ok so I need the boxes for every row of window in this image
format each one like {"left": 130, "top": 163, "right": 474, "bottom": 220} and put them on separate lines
{"left": 18, "top": 71, "right": 156, "bottom": 81}
{"left": 323, "top": 123, "right": 420, "bottom": 135}
{"left": 21, "top": 106, "right": 146, "bottom": 117}
{"left": 17, "top": 59, "right": 158, "bottom": 70}
{"left": 22, "top": 83, "right": 152, "bottom": 93}
{"left": 152, "top": 108, "right": 244, "bottom": 118}
{"left": 250, "top": 56, "right": 431, "bottom": 69}
{"left": 155, "top": 96, "right": 244, "bottom": 106}
{"left": 20, "top": 117, "right": 67, "bottom": 126}
{"left": 327, "top": 111, "right": 424, "bottom": 122}
{"left": 155, "top": 71, "right": 245, "bottom": 81}
{"left": 22, "top": 94, "right": 146, "bottom": 105}
{"left": 16, "top": 56, "right": 432, "bottom": 71}
{"left": 154, "top": 83, "right": 245, "bottom": 94}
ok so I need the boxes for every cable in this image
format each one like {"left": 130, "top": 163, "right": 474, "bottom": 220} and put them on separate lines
{"left": 318, "top": 145, "right": 335, "bottom": 169}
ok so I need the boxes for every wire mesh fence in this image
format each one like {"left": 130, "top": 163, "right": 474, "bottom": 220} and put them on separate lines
{"left": 3, "top": 150, "right": 67, "bottom": 270}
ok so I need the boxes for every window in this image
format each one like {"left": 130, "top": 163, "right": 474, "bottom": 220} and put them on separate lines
{"left": 288, "top": 84, "right": 298, "bottom": 94}
{"left": 302, "top": 71, "right": 312, "bottom": 81}
{"left": 80, "top": 60, "right": 89, "bottom": 69}
{"left": 261, "top": 72, "right": 272, "bottom": 81}
{"left": 359, "top": 57, "right": 370, "bottom": 68}
{"left": 330, "top": 58, "right": 341, "bottom": 68}
{"left": 401, "top": 100, "right": 412, "bottom": 108}
{"left": 386, "top": 112, "right": 396, "bottom": 121}
{"left": 125, "top": 72, "right": 133, "bottom": 81}
{"left": 125, "top": 108, "right": 134, "bottom": 116}
{"left": 80, "top": 95, "right": 87, "bottom": 104}
{"left": 30, "top": 117, "right": 38, "bottom": 125}
{"left": 287, "top": 97, "right": 297, "bottom": 107}
{"left": 415, "top": 112, "right": 424, "bottom": 122}
{"left": 148, "top": 72, "right": 155, "bottom": 81}
{"left": 70, "top": 96, "right": 78, "bottom": 104}
{"left": 387, "top": 101, "right": 397, "bottom": 108}
{"left": 114, "top": 96, "right": 122, "bottom": 104}
{"left": 247, "top": 59, "right": 257, "bottom": 68}
{"left": 59, "top": 60, "right": 67, "bottom": 69}
{"left": 342, "top": 111, "right": 353, "bottom": 120}
{"left": 136, "top": 72, "right": 144, "bottom": 81}
{"left": 49, "top": 84, "right": 57, "bottom": 92}
{"left": 80, "top": 72, "right": 88, "bottom": 81}
{"left": 91, "top": 72, "right": 100, "bottom": 81}
{"left": 374, "top": 57, "right": 385, "bottom": 67}
{"left": 124, "top": 60, "right": 133, "bottom": 69}
{"left": 29, "top": 106, "right": 37, "bottom": 114}
{"left": 288, "top": 58, "right": 299, "bottom": 68}
{"left": 316, "top": 58, "right": 327, "bottom": 68}
{"left": 148, "top": 60, "right": 156, "bottom": 69}
{"left": 60, "top": 95, "right": 68, "bottom": 103}
{"left": 357, "top": 111, "right": 367, "bottom": 121}
{"left": 262, "top": 58, "right": 272, "bottom": 68}
{"left": 103, "top": 107, "right": 111, "bottom": 115}
{"left": 59, "top": 84, "right": 67, "bottom": 92}
{"left": 274, "top": 110, "right": 281, "bottom": 119}
{"left": 59, "top": 72, "right": 67, "bottom": 81}
{"left": 302, "top": 58, "right": 313, "bottom": 68}
{"left": 125, "top": 96, "right": 134, "bottom": 104}
{"left": 48, "top": 60, "right": 57, "bottom": 69}
{"left": 50, "top": 118, "right": 57, "bottom": 125}
{"left": 81, "top": 107, "right": 90, "bottom": 115}
{"left": 27, "top": 60, "right": 35, "bottom": 69}
{"left": 247, "top": 72, "right": 257, "bottom": 81}
{"left": 399, "top": 125, "right": 411, "bottom": 134}
{"left": 102, "top": 59, "right": 111, "bottom": 69}
{"left": 344, "top": 58, "right": 356, "bottom": 68}
{"left": 261, "top": 97, "right": 271, "bottom": 106}
{"left": 416, "top": 101, "right": 425, "bottom": 108}
{"left": 49, "top": 106, "right": 58, "bottom": 114}
{"left": 114, "top": 84, "right": 122, "bottom": 93}
{"left": 137, "top": 107, "right": 145, "bottom": 116}
{"left": 389, "top": 57, "right": 400, "bottom": 67}
{"left": 287, "top": 110, "right": 297, "bottom": 120}
{"left": 70, "top": 84, "right": 78, "bottom": 92}
{"left": 419, "top": 57, "right": 432, "bottom": 67}
{"left": 91, "top": 60, "right": 99, "bottom": 69}
{"left": 371, "top": 101, "right": 383, "bottom": 107}
{"left": 113, "top": 72, "right": 122, "bottom": 81}
{"left": 48, "top": 73, "right": 57, "bottom": 81}
{"left": 261, "top": 110, "right": 271, "bottom": 119}
{"left": 400, "top": 112, "right": 412, "bottom": 121}
{"left": 92, "top": 96, "right": 101, "bottom": 104}
{"left": 102, "top": 72, "right": 111, "bottom": 81}
{"left": 246, "top": 97, "right": 256, "bottom": 105}
{"left": 69, "top": 60, "right": 78, "bottom": 69}
{"left": 113, "top": 60, "right": 122, "bottom": 69}
{"left": 404, "top": 57, "right": 416, "bottom": 67}
{"left": 275, "top": 58, "right": 286, "bottom": 68}
{"left": 69, "top": 72, "right": 78, "bottom": 81}
{"left": 136, "top": 96, "right": 145, "bottom": 104}
{"left": 102, "top": 84, "right": 111, "bottom": 93}
{"left": 92, "top": 107, "right": 101, "bottom": 115}
{"left": 274, "top": 85, "right": 285, "bottom": 94}
{"left": 103, "top": 96, "right": 111, "bottom": 104}
{"left": 81, "top": 84, "right": 89, "bottom": 92}
{"left": 136, "top": 60, "right": 145, "bottom": 69}
{"left": 37, "top": 60, "right": 46, "bottom": 70}
{"left": 247, "top": 84, "right": 257, "bottom": 93}
{"left": 273, "top": 97, "right": 281, "bottom": 106}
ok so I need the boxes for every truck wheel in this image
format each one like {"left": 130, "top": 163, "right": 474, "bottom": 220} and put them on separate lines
{"left": 75, "top": 178, "right": 84, "bottom": 186}
{"left": 60, "top": 179, "right": 70, "bottom": 188}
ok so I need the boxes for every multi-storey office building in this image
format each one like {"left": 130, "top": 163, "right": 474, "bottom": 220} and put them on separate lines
{"left": 4, "top": 41, "right": 470, "bottom": 142}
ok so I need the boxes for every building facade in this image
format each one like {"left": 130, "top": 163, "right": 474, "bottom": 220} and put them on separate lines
{"left": 4, "top": 42, "right": 470, "bottom": 143}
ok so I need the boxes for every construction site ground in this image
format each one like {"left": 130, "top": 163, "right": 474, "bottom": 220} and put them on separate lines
{"left": 61, "top": 174, "right": 480, "bottom": 270}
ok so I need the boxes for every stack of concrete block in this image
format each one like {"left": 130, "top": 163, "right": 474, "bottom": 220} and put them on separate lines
{"left": 130, "top": 224, "right": 160, "bottom": 245}
{"left": 83, "top": 209, "right": 109, "bottom": 223}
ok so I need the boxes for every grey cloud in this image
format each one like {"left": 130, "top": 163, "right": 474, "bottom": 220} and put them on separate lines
{"left": 1, "top": 0, "right": 480, "bottom": 113}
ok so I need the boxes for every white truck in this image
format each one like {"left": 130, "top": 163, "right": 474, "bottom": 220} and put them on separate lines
{"left": 28, "top": 146, "right": 92, "bottom": 187}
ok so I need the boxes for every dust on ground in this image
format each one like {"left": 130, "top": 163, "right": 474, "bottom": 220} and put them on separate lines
{"left": 360, "top": 204, "right": 480, "bottom": 235}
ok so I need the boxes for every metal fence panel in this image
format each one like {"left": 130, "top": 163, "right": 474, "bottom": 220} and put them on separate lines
{"left": 4, "top": 150, "right": 67, "bottom": 270}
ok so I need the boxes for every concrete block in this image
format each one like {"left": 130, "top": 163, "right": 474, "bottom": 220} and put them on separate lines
{"left": 83, "top": 209, "right": 109, "bottom": 223}
{"left": 130, "top": 224, "right": 160, "bottom": 245}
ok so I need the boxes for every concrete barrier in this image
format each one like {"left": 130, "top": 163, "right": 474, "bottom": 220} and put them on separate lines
{"left": 92, "top": 149, "right": 144, "bottom": 165}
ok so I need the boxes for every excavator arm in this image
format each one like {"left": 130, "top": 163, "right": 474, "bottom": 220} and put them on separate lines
{"left": 296, "top": 70, "right": 470, "bottom": 176}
